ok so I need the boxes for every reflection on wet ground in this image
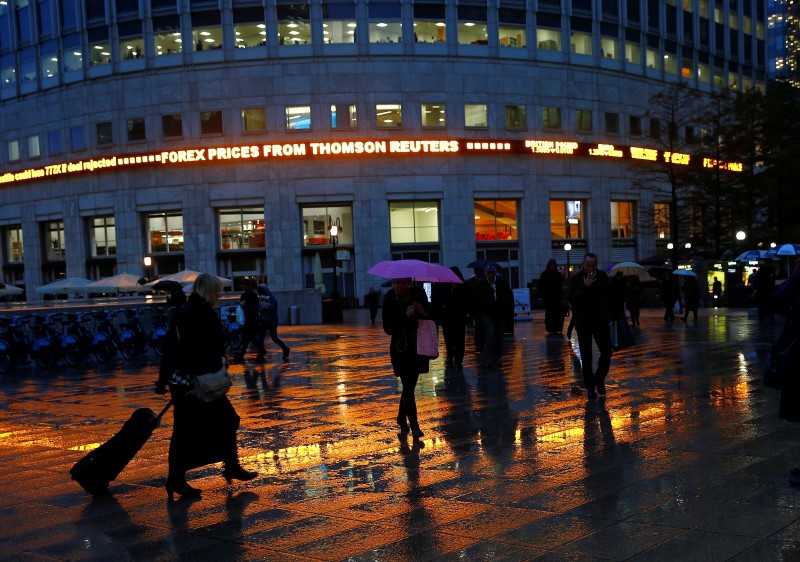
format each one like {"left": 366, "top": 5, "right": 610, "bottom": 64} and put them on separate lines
{"left": 1, "top": 307, "right": 799, "bottom": 560}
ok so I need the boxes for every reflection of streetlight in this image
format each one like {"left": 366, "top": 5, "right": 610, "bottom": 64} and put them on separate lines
{"left": 564, "top": 243, "right": 572, "bottom": 277}
{"left": 329, "top": 218, "right": 341, "bottom": 299}
{"left": 143, "top": 256, "right": 152, "bottom": 281}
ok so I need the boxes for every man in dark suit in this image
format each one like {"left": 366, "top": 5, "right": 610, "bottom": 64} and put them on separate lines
{"left": 475, "top": 264, "right": 513, "bottom": 367}
{"left": 568, "top": 253, "right": 614, "bottom": 399}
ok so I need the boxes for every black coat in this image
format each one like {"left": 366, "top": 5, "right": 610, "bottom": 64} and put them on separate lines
{"left": 568, "top": 269, "right": 614, "bottom": 328}
{"left": 773, "top": 269, "right": 800, "bottom": 422}
{"left": 382, "top": 286, "right": 431, "bottom": 376}
{"left": 159, "top": 293, "right": 225, "bottom": 382}
{"left": 538, "top": 266, "right": 563, "bottom": 304}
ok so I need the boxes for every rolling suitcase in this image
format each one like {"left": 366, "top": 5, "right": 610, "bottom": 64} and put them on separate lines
{"left": 70, "top": 401, "right": 172, "bottom": 495}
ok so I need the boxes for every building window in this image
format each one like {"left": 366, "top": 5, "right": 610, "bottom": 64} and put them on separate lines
{"left": 605, "top": 112, "right": 620, "bottom": 134}
{"left": 70, "top": 126, "right": 86, "bottom": 150}
{"left": 277, "top": 3, "right": 311, "bottom": 46}
{"left": 192, "top": 10, "right": 223, "bottom": 51}
{"left": 241, "top": 108, "right": 266, "bottom": 132}
{"left": 331, "top": 103, "right": 357, "bottom": 129}
{"left": 413, "top": 3, "right": 445, "bottom": 43}
{"left": 376, "top": 103, "right": 402, "bottom": 127}
{"left": 28, "top": 134, "right": 40, "bottom": 158}
{"left": 664, "top": 53, "right": 678, "bottom": 74}
{"left": 601, "top": 36, "right": 618, "bottom": 59}
{"left": 147, "top": 211, "right": 184, "bottom": 253}
{"left": 630, "top": 115, "right": 642, "bottom": 136}
{"left": 48, "top": 130, "right": 61, "bottom": 154}
{"left": 8, "top": 140, "right": 20, "bottom": 162}
{"left": 542, "top": 106, "right": 561, "bottom": 129}
{"left": 498, "top": 8, "right": 526, "bottom": 47}
{"left": 127, "top": 117, "right": 146, "bottom": 141}
{"left": 219, "top": 208, "right": 266, "bottom": 250}
{"left": 649, "top": 118, "right": 660, "bottom": 139}
{"left": 474, "top": 200, "right": 517, "bottom": 241}
{"left": 457, "top": 5, "right": 488, "bottom": 45}
{"left": 698, "top": 62, "right": 710, "bottom": 83}
{"left": 626, "top": 40, "right": 642, "bottom": 64}
{"left": 5, "top": 225, "right": 23, "bottom": 262}
{"left": 654, "top": 202, "right": 670, "bottom": 239}
{"left": 550, "top": 200, "right": 584, "bottom": 239}
{"left": 1, "top": 54, "right": 17, "bottom": 93}
{"left": 162, "top": 114, "right": 183, "bottom": 138}
{"left": 87, "top": 26, "right": 111, "bottom": 65}
{"left": 611, "top": 201, "right": 634, "bottom": 238}
{"left": 118, "top": 20, "right": 144, "bottom": 60}
{"left": 153, "top": 15, "right": 182, "bottom": 56}
{"left": 421, "top": 103, "right": 445, "bottom": 127}
{"left": 40, "top": 40, "right": 59, "bottom": 81}
{"left": 285, "top": 105, "right": 311, "bottom": 130}
{"left": 369, "top": 2, "right": 402, "bottom": 43}
{"left": 646, "top": 47, "right": 661, "bottom": 69}
{"left": 322, "top": 2, "right": 357, "bottom": 44}
{"left": 303, "top": 205, "right": 353, "bottom": 246}
{"left": 233, "top": 7, "right": 266, "bottom": 48}
{"left": 465, "top": 104, "right": 487, "bottom": 128}
{"left": 62, "top": 32, "right": 83, "bottom": 71}
{"left": 505, "top": 105, "right": 526, "bottom": 129}
{"left": 390, "top": 200, "right": 439, "bottom": 243}
{"left": 571, "top": 31, "right": 592, "bottom": 55}
{"left": 200, "top": 110, "right": 223, "bottom": 135}
{"left": 576, "top": 109, "right": 593, "bottom": 132}
{"left": 537, "top": 27, "right": 561, "bottom": 51}
{"left": 90, "top": 216, "right": 116, "bottom": 256}
{"left": 44, "top": 220, "right": 65, "bottom": 260}
{"left": 96, "top": 122, "right": 112, "bottom": 146}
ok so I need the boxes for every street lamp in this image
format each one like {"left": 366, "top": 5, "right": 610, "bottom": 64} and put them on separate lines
{"left": 563, "top": 243, "right": 572, "bottom": 277}
{"left": 685, "top": 242, "right": 691, "bottom": 249}
{"left": 736, "top": 230, "right": 746, "bottom": 242}
{"left": 143, "top": 256, "right": 152, "bottom": 281}
{"left": 329, "top": 218, "right": 341, "bottom": 299}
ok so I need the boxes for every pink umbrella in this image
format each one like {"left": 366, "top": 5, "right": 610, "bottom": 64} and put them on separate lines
{"left": 367, "top": 260, "right": 463, "bottom": 283}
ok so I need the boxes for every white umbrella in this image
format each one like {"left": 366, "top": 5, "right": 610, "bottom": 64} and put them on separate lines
{"left": 0, "top": 283, "right": 23, "bottom": 297}
{"left": 609, "top": 261, "right": 645, "bottom": 276}
{"left": 85, "top": 273, "right": 144, "bottom": 293}
{"left": 146, "top": 269, "right": 233, "bottom": 287}
{"left": 313, "top": 252, "right": 326, "bottom": 293}
{"left": 35, "top": 277, "right": 93, "bottom": 295}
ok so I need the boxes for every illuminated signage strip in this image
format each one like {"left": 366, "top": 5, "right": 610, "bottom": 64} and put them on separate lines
{"left": 0, "top": 138, "right": 742, "bottom": 187}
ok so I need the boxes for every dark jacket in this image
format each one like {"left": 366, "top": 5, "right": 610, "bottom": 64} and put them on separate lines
{"left": 568, "top": 269, "right": 614, "bottom": 327}
{"left": 239, "top": 288, "right": 260, "bottom": 326}
{"left": 475, "top": 275, "right": 514, "bottom": 319}
{"left": 538, "top": 260, "right": 563, "bottom": 304}
{"left": 431, "top": 281, "right": 469, "bottom": 325}
{"left": 682, "top": 276, "right": 700, "bottom": 310}
{"left": 259, "top": 291, "right": 279, "bottom": 326}
{"left": 382, "top": 286, "right": 431, "bottom": 376}
{"left": 772, "top": 269, "right": 800, "bottom": 422}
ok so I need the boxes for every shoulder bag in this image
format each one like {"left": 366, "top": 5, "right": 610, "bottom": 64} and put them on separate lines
{"left": 175, "top": 327, "right": 232, "bottom": 402}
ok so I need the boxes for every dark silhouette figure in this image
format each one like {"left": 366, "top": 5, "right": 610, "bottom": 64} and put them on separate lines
{"left": 625, "top": 275, "right": 642, "bottom": 327}
{"left": 611, "top": 270, "right": 627, "bottom": 322}
{"left": 238, "top": 279, "right": 266, "bottom": 362}
{"left": 712, "top": 276, "right": 722, "bottom": 307}
{"left": 257, "top": 284, "right": 290, "bottom": 360}
{"left": 681, "top": 275, "right": 700, "bottom": 323}
{"left": 475, "top": 264, "right": 514, "bottom": 367}
{"left": 432, "top": 267, "right": 468, "bottom": 367}
{"left": 365, "top": 287, "right": 380, "bottom": 325}
{"left": 539, "top": 259, "right": 565, "bottom": 334}
{"left": 661, "top": 275, "right": 680, "bottom": 323}
{"left": 755, "top": 260, "right": 777, "bottom": 324}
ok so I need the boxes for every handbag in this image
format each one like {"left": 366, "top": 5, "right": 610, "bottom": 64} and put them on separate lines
{"left": 417, "top": 319, "right": 439, "bottom": 358}
{"left": 189, "top": 361, "right": 232, "bottom": 402}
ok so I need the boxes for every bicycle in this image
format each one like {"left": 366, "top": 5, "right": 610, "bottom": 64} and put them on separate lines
{"left": 0, "top": 316, "right": 33, "bottom": 373}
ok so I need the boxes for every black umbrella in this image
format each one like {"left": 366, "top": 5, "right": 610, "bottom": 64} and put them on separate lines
{"left": 466, "top": 259, "right": 501, "bottom": 270}
{"left": 647, "top": 266, "right": 673, "bottom": 279}
{"left": 152, "top": 279, "right": 183, "bottom": 292}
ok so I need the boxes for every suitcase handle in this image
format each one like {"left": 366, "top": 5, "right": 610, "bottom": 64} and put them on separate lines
{"left": 154, "top": 400, "right": 173, "bottom": 424}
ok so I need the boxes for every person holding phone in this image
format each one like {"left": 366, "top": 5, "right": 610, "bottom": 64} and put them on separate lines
{"left": 568, "top": 253, "right": 614, "bottom": 400}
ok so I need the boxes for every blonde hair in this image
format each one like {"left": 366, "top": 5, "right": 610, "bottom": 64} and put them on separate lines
{"left": 193, "top": 273, "right": 223, "bottom": 309}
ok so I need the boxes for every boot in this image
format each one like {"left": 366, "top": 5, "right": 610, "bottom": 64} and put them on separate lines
{"left": 223, "top": 463, "right": 258, "bottom": 484}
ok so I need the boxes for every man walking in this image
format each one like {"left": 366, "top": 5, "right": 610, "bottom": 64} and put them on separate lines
{"left": 238, "top": 279, "right": 267, "bottom": 362}
{"left": 568, "top": 253, "right": 614, "bottom": 399}
{"left": 475, "top": 264, "right": 513, "bottom": 367}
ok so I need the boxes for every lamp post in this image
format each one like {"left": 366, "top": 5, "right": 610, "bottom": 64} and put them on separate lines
{"left": 329, "top": 218, "right": 341, "bottom": 300}
{"left": 563, "top": 243, "right": 572, "bottom": 278}
{"left": 143, "top": 256, "right": 152, "bottom": 282}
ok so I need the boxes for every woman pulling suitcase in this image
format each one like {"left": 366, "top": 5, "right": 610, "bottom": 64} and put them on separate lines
{"left": 156, "top": 273, "right": 257, "bottom": 500}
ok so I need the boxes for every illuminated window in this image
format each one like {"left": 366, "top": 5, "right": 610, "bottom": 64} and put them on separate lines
{"left": 499, "top": 8, "right": 526, "bottom": 48}
{"left": 713, "top": 66, "right": 724, "bottom": 87}
{"left": 87, "top": 26, "right": 111, "bottom": 65}
{"left": 458, "top": 5, "right": 487, "bottom": 45}
{"left": 323, "top": 2, "right": 356, "bottom": 44}
{"left": 286, "top": 105, "right": 311, "bottom": 130}
{"left": 605, "top": 112, "right": 619, "bottom": 134}
{"left": 278, "top": 4, "right": 311, "bottom": 46}
{"left": 192, "top": 10, "right": 223, "bottom": 51}
{"left": 331, "top": 103, "right": 357, "bottom": 129}
{"left": 630, "top": 115, "right": 642, "bottom": 136}
{"left": 646, "top": 47, "right": 661, "bottom": 69}
{"left": 200, "top": 110, "right": 223, "bottom": 135}
{"left": 5, "top": 225, "right": 23, "bottom": 262}
{"left": 390, "top": 200, "right": 439, "bottom": 243}
{"left": 698, "top": 62, "right": 710, "bottom": 82}
{"left": 153, "top": 15, "right": 182, "bottom": 56}
{"left": 96, "top": 122, "right": 112, "bottom": 146}
{"left": 1, "top": 54, "right": 17, "bottom": 92}
{"left": 601, "top": 36, "right": 618, "bottom": 59}
{"left": 147, "top": 211, "right": 184, "bottom": 254}
{"left": 118, "top": 20, "right": 144, "bottom": 61}
{"left": 90, "top": 216, "right": 116, "bottom": 256}
{"left": 242, "top": 108, "right": 266, "bottom": 132}
{"left": 44, "top": 220, "right": 65, "bottom": 260}
{"left": 421, "top": 103, "right": 446, "bottom": 127}
{"left": 161, "top": 114, "right": 183, "bottom": 138}
{"left": 571, "top": 32, "right": 592, "bottom": 55}
{"left": 376, "top": 103, "right": 402, "bottom": 127}
{"left": 474, "top": 200, "right": 518, "bottom": 241}
{"left": 537, "top": 27, "right": 561, "bottom": 51}
{"left": 664, "top": 53, "right": 678, "bottom": 74}
{"left": 8, "top": 140, "right": 20, "bottom": 162}
{"left": 543, "top": 106, "right": 561, "bottom": 129}
{"left": 576, "top": 109, "right": 592, "bottom": 132}
{"left": 70, "top": 126, "right": 85, "bottom": 150}
{"left": 233, "top": 8, "right": 267, "bottom": 48}
{"left": 550, "top": 200, "right": 584, "bottom": 239}
{"left": 219, "top": 208, "right": 266, "bottom": 250}
{"left": 505, "top": 105, "right": 526, "bottom": 129}
{"left": 626, "top": 40, "right": 642, "bottom": 64}
{"left": 465, "top": 104, "right": 487, "bottom": 128}
{"left": 611, "top": 201, "right": 634, "bottom": 238}
{"left": 413, "top": 3, "right": 446, "bottom": 43}
{"left": 26, "top": 134, "right": 40, "bottom": 158}
{"left": 127, "top": 117, "right": 146, "bottom": 142}
{"left": 302, "top": 205, "right": 353, "bottom": 246}
{"left": 39, "top": 40, "right": 58, "bottom": 81}
{"left": 369, "top": 2, "right": 402, "bottom": 44}
{"left": 654, "top": 202, "right": 670, "bottom": 239}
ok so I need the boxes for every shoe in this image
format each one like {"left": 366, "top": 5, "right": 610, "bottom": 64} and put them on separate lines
{"left": 411, "top": 425, "right": 424, "bottom": 439}
{"left": 282, "top": 348, "right": 290, "bottom": 361}
{"left": 596, "top": 382, "right": 606, "bottom": 395}
{"left": 587, "top": 387, "right": 597, "bottom": 400}
{"left": 254, "top": 355, "right": 266, "bottom": 363}
{"left": 223, "top": 465, "right": 258, "bottom": 484}
{"left": 166, "top": 479, "right": 202, "bottom": 501}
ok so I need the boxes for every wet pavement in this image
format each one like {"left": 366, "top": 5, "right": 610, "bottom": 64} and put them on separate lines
{"left": 1, "top": 307, "right": 799, "bottom": 561}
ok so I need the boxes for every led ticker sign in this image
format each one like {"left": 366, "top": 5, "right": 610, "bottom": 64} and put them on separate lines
{"left": 0, "top": 137, "right": 742, "bottom": 187}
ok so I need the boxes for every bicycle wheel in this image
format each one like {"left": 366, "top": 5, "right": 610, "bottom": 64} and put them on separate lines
{"left": 152, "top": 338, "right": 165, "bottom": 357}
{"left": 228, "top": 331, "right": 242, "bottom": 352}
{"left": 63, "top": 346, "right": 81, "bottom": 367}
{"left": 0, "top": 349, "right": 12, "bottom": 373}
{"left": 35, "top": 348, "right": 56, "bottom": 369}
{"left": 120, "top": 338, "right": 136, "bottom": 360}
{"left": 94, "top": 340, "right": 113, "bottom": 363}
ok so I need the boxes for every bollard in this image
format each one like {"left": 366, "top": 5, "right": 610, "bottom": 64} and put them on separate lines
{"left": 289, "top": 305, "right": 299, "bottom": 325}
